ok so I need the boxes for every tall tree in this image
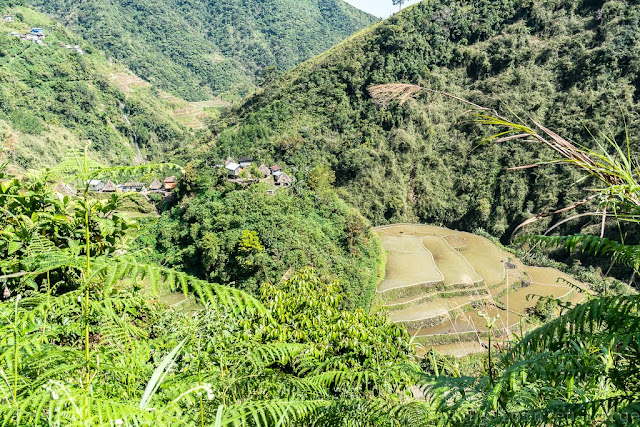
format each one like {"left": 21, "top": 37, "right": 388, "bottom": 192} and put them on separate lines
{"left": 392, "top": 0, "right": 406, "bottom": 11}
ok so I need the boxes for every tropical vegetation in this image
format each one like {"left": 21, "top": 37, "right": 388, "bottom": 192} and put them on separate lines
{"left": 29, "top": 0, "right": 377, "bottom": 100}
{"left": 0, "top": 6, "right": 189, "bottom": 169}
{"left": 148, "top": 177, "right": 384, "bottom": 309}
{"left": 202, "top": 0, "right": 640, "bottom": 248}
{"left": 1, "top": 0, "right": 640, "bottom": 425}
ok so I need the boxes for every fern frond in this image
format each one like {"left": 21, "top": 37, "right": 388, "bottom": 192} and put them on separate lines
{"left": 506, "top": 295, "right": 640, "bottom": 362}
{"left": 220, "top": 399, "right": 328, "bottom": 427}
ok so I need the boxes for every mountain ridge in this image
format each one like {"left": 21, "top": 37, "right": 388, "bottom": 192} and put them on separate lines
{"left": 0, "top": 5, "right": 203, "bottom": 169}
{"left": 199, "top": 0, "right": 640, "bottom": 240}
{"left": 29, "top": 0, "right": 378, "bottom": 101}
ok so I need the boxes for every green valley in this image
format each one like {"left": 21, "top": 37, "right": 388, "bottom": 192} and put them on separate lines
{"left": 1, "top": 0, "right": 640, "bottom": 425}
{"left": 0, "top": 5, "right": 200, "bottom": 169}
{"left": 29, "top": 0, "right": 377, "bottom": 100}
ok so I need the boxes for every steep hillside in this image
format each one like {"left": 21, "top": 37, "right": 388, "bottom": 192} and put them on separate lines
{"left": 30, "top": 0, "right": 377, "bottom": 101}
{"left": 202, "top": 0, "right": 640, "bottom": 240}
{"left": 0, "top": 6, "right": 195, "bottom": 169}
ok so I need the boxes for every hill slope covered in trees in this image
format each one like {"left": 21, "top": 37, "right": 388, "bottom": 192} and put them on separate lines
{"left": 29, "top": 0, "right": 377, "bottom": 101}
{"left": 0, "top": 5, "right": 197, "bottom": 169}
{"left": 201, "top": 0, "right": 640, "bottom": 241}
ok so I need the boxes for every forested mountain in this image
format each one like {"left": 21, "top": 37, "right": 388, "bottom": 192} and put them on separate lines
{"left": 29, "top": 0, "right": 377, "bottom": 101}
{"left": 0, "top": 5, "right": 194, "bottom": 169}
{"left": 2, "top": 0, "right": 640, "bottom": 424}
{"left": 203, "top": 0, "right": 640, "bottom": 241}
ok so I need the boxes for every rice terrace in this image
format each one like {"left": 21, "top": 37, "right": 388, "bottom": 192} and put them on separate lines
{"left": 375, "top": 224, "right": 592, "bottom": 357}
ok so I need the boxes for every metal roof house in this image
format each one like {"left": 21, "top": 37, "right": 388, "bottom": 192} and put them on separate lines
{"left": 238, "top": 157, "right": 253, "bottom": 168}
{"left": 87, "top": 180, "right": 104, "bottom": 192}
{"left": 226, "top": 162, "right": 241, "bottom": 177}
{"left": 30, "top": 28, "right": 44, "bottom": 35}
{"left": 3, "top": 16, "right": 13, "bottom": 22}
{"left": 270, "top": 165, "right": 282, "bottom": 177}
{"left": 119, "top": 182, "right": 145, "bottom": 193}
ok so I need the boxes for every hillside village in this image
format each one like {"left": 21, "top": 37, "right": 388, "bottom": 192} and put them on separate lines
{"left": 53, "top": 176, "right": 178, "bottom": 197}
{"left": 3, "top": 16, "right": 83, "bottom": 53}
{"left": 51, "top": 156, "right": 295, "bottom": 198}
{"left": 218, "top": 157, "right": 294, "bottom": 193}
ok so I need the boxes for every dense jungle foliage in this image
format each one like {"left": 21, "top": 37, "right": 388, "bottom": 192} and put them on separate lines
{"left": 0, "top": 158, "right": 423, "bottom": 425}
{"left": 148, "top": 176, "right": 384, "bottom": 310}
{"left": 1, "top": 125, "right": 639, "bottom": 426}
{"left": 203, "top": 0, "right": 640, "bottom": 244}
{"left": 0, "top": 0, "right": 639, "bottom": 424}
{"left": 28, "top": 0, "right": 377, "bottom": 101}
{"left": 0, "top": 6, "right": 189, "bottom": 169}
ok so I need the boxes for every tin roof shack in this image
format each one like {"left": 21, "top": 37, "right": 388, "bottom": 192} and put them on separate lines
{"left": 102, "top": 180, "right": 117, "bottom": 193}
{"left": 3, "top": 15, "right": 13, "bottom": 22}
{"left": 87, "top": 180, "right": 104, "bottom": 192}
{"left": 270, "top": 165, "right": 282, "bottom": 177}
{"left": 225, "top": 162, "right": 241, "bottom": 178}
{"left": 238, "top": 157, "right": 253, "bottom": 168}
{"left": 164, "top": 176, "right": 178, "bottom": 191}
{"left": 119, "top": 182, "right": 145, "bottom": 193}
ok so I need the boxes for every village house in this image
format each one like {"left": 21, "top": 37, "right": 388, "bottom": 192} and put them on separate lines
{"left": 164, "top": 176, "right": 178, "bottom": 191}
{"left": 119, "top": 182, "right": 145, "bottom": 193}
{"left": 3, "top": 15, "right": 13, "bottom": 22}
{"left": 215, "top": 157, "right": 292, "bottom": 192}
{"left": 270, "top": 165, "right": 282, "bottom": 177}
{"left": 238, "top": 157, "right": 253, "bottom": 168}
{"left": 226, "top": 162, "right": 241, "bottom": 178}
{"left": 30, "top": 28, "right": 44, "bottom": 35}
{"left": 87, "top": 179, "right": 104, "bottom": 192}
{"left": 275, "top": 172, "right": 293, "bottom": 187}
{"left": 8, "top": 32, "right": 20, "bottom": 37}
{"left": 148, "top": 179, "right": 163, "bottom": 192}
{"left": 258, "top": 164, "right": 271, "bottom": 178}
{"left": 102, "top": 180, "right": 117, "bottom": 193}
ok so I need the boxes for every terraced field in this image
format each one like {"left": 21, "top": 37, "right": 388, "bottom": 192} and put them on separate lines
{"left": 375, "top": 224, "right": 591, "bottom": 357}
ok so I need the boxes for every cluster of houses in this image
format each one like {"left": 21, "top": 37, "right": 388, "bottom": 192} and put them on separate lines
{"left": 59, "top": 42, "right": 84, "bottom": 55}
{"left": 6, "top": 26, "right": 84, "bottom": 54}
{"left": 87, "top": 176, "right": 178, "bottom": 194}
{"left": 218, "top": 157, "right": 294, "bottom": 191}
{"left": 54, "top": 177, "right": 178, "bottom": 196}
{"left": 8, "top": 27, "right": 46, "bottom": 44}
